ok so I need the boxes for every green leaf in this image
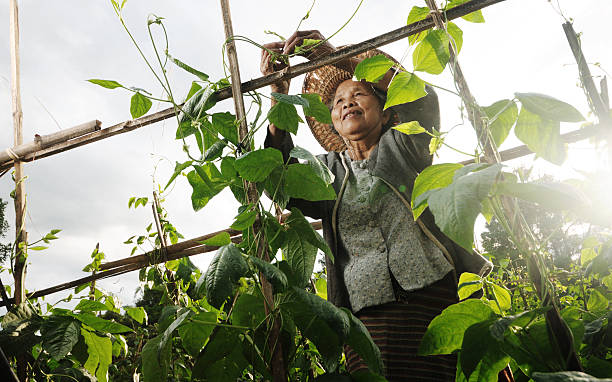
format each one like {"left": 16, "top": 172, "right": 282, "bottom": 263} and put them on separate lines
{"left": 447, "top": 22, "right": 464, "bottom": 53}
{"left": 447, "top": 0, "right": 485, "bottom": 23}
{"left": 192, "top": 327, "right": 248, "bottom": 380}
{"left": 185, "top": 81, "right": 202, "bottom": 101}
{"left": 272, "top": 92, "right": 309, "bottom": 107}
{"left": 71, "top": 312, "right": 133, "bottom": 334}
{"left": 87, "top": 79, "right": 123, "bottom": 89}
{"left": 491, "top": 283, "right": 512, "bottom": 311}
{"left": 301, "top": 93, "right": 333, "bottom": 124}
{"left": 419, "top": 299, "right": 496, "bottom": 355}
{"left": 496, "top": 181, "right": 590, "bottom": 213}
{"left": 164, "top": 160, "right": 192, "bottom": 190}
{"left": 290, "top": 146, "right": 334, "bottom": 184}
{"left": 41, "top": 316, "right": 80, "bottom": 361}
{"left": 384, "top": 71, "right": 427, "bottom": 109}
{"left": 141, "top": 334, "right": 171, "bottom": 382}
{"left": 407, "top": 6, "right": 430, "bottom": 45}
{"left": 354, "top": 55, "right": 395, "bottom": 83}
{"left": 204, "top": 244, "right": 249, "bottom": 309}
{"left": 294, "top": 38, "right": 321, "bottom": 55}
{"left": 167, "top": 53, "right": 209, "bottom": 81}
{"left": 81, "top": 327, "right": 112, "bottom": 382}
{"left": 201, "top": 232, "right": 231, "bottom": 246}
{"left": 393, "top": 121, "right": 426, "bottom": 136}
{"left": 29, "top": 245, "right": 48, "bottom": 251}
{"left": 532, "top": 371, "right": 612, "bottom": 382}
{"left": 413, "top": 30, "right": 450, "bottom": 75}
{"left": 130, "top": 92, "right": 152, "bottom": 119}
{"left": 186, "top": 164, "right": 226, "bottom": 212}
{"left": 177, "top": 86, "right": 217, "bottom": 126}
{"left": 283, "top": 287, "right": 350, "bottom": 370}
{"left": 125, "top": 307, "right": 147, "bottom": 325}
{"left": 427, "top": 164, "right": 502, "bottom": 250}
{"left": 75, "top": 299, "right": 109, "bottom": 312}
{"left": 231, "top": 293, "right": 267, "bottom": 329}
{"left": 587, "top": 289, "right": 608, "bottom": 312}
{"left": 412, "top": 163, "right": 463, "bottom": 220}
{"left": 457, "top": 272, "right": 483, "bottom": 300}
{"left": 515, "top": 92, "right": 584, "bottom": 122}
{"left": 483, "top": 99, "right": 518, "bottom": 147}
{"left": 489, "top": 307, "right": 550, "bottom": 341}
{"left": 514, "top": 107, "right": 566, "bottom": 165}
{"left": 459, "top": 320, "right": 510, "bottom": 381}
{"left": 179, "top": 312, "right": 217, "bottom": 356}
{"left": 340, "top": 308, "right": 384, "bottom": 375}
{"left": 286, "top": 207, "right": 334, "bottom": 275}
{"left": 234, "top": 148, "right": 284, "bottom": 182}
{"left": 248, "top": 256, "right": 288, "bottom": 293}
{"left": 230, "top": 208, "right": 258, "bottom": 231}
{"left": 286, "top": 163, "right": 336, "bottom": 201}
{"left": 283, "top": 224, "right": 318, "bottom": 289}
{"left": 262, "top": 165, "right": 290, "bottom": 209}
{"left": 211, "top": 112, "right": 239, "bottom": 145}
{"left": 268, "top": 102, "right": 303, "bottom": 134}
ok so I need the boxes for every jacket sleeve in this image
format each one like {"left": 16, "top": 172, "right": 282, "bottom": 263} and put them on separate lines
{"left": 392, "top": 84, "right": 440, "bottom": 173}
{"left": 263, "top": 129, "right": 327, "bottom": 219}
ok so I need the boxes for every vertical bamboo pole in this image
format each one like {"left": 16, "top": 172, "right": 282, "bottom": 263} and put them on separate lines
{"left": 10, "top": 1, "right": 28, "bottom": 379}
{"left": 218, "top": 1, "right": 286, "bottom": 380}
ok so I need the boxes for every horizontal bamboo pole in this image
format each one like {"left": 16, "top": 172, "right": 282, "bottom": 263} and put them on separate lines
{"left": 460, "top": 123, "right": 607, "bottom": 165}
{"left": 0, "top": 0, "right": 504, "bottom": 173}
{"left": 0, "top": 220, "right": 323, "bottom": 307}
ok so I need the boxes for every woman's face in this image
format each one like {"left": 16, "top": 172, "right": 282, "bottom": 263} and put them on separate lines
{"left": 331, "top": 80, "right": 389, "bottom": 142}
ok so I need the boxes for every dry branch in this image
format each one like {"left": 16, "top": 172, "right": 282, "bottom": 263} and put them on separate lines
{"left": 0, "top": 0, "right": 505, "bottom": 173}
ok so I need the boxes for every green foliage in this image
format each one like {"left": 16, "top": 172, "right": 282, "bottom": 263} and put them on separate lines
{"left": 354, "top": 54, "right": 395, "bottom": 83}
{"left": 204, "top": 244, "right": 249, "bottom": 308}
{"left": 130, "top": 92, "right": 152, "bottom": 118}
{"left": 413, "top": 29, "right": 451, "bottom": 74}
{"left": 234, "top": 148, "right": 284, "bottom": 182}
{"left": 483, "top": 99, "right": 518, "bottom": 147}
{"left": 268, "top": 102, "right": 303, "bottom": 134}
{"left": 384, "top": 71, "right": 427, "bottom": 109}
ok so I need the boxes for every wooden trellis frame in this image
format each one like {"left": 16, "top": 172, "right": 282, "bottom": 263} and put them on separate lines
{"left": 2, "top": 0, "right": 609, "bottom": 316}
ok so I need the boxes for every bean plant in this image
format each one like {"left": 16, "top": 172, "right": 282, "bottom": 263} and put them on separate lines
{"left": 1, "top": 0, "right": 611, "bottom": 381}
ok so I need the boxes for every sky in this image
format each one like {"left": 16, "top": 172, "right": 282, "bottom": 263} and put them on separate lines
{"left": 0, "top": 0, "right": 610, "bottom": 309}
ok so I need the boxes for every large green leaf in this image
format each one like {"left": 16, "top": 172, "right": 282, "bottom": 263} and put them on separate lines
{"left": 384, "top": 71, "right": 427, "bottom": 109}
{"left": 268, "top": 102, "right": 303, "bottom": 134}
{"left": 427, "top": 164, "right": 503, "bottom": 250}
{"left": 515, "top": 92, "right": 584, "bottom": 122}
{"left": 413, "top": 30, "right": 450, "bottom": 75}
{"left": 447, "top": 22, "right": 464, "bottom": 53}
{"left": 532, "top": 372, "right": 612, "bottom": 382}
{"left": 125, "top": 307, "right": 147, "bottom": 325}
{"left": 179, "top": 312, "right": 217, "bottom": 356}
{"left": 248, "top": 256, "right": 288, "bottom": 293}
{"left": 283, "top": 287, "right": 350, "bottom": 370}
{"left": 290, "top": 146, "right": 334, "bottom": 184}
{"left": 186, "top": 164, "right": 226, "bottom": 212}
{"left": 71, "top": 312, "right": 133, "bottom": 334}
{"left": 160, "top": 309, "right": 193, "bottom": 354}
{"left": 496, "top": 181, "right": 590, "bottom": 213}
{"left": 301, "top": 93, "right": 333, "bottom": 124}
{"left": 483, "top": 99, "right": 518, "bottom": 147}
{"left": 489, "top": 307, "right": 551, "bottom": 341}
{"left": 407, "top": 6, "right": 429, "bottom": 45}
{"left": 204, "top": 244, "right": 249, "bottom": 309}
{"left": 234, "top": 148, "right": 284, "bottom": 182}
{"left": 459, "top": 320, "right": 511, "bottom": 382}
{"left": 272, "top": 92, "right": 310, "bottom": 107}
{"left": 419, "top": 299, "right": 496, "bottom": 355}
{"left": 41, "top": 316, "right": 80, "bottom": 361}
{"left": 231, "top": 293, "right": 267, "bottom": 329}
{"left": 340, "top": 308, "right": 384, "bottom": 375}
{"left": 164, "top": 160, "right": 192, "bottom": 190}
{"left": 81, "top": 327, "right": 113, "bottom": 382}
{"left": 457, "top": 272, "right": 483, "bottom": 300}
{"left": 354, "top": 55, "right": 395, "bottom": 83}
{"left": 75, "top": 299, "right": 108, "bottom": 312}
{"left": 286, "top": 163, "right": 336, "bottom": 201}
{"left": 130, "top": 92, "right": 152, "bottom": 119}
{"left": 262, "top": 166, "right": 290, "bottom": 209}
{"left": 211, "top": 112, "right": 239, "bottom": 145}
{"left": 587, "top": 289, "right": 608, "bottom": 312}
{"left": 177, "top": 86, "right": 216, "bottom": 126}
{"left": 141, "top": 334, "right": 171, "bottom": 382}
{"left": 230, "top": 208, "right": 258, "bottom": 231}
{"left": 412, "top": 163, "right": 463, "bottom": 220}
{"left": 192, "top": 327, "right": 249, "bottom": 380}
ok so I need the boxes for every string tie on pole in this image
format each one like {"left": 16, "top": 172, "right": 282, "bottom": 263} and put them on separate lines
{"left": 5, "top": 148, "right": 19, "bottom": 161}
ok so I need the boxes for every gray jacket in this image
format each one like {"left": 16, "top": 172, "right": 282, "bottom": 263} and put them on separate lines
{"left": 265, "top": 125, "right": 492, "bottom": 311}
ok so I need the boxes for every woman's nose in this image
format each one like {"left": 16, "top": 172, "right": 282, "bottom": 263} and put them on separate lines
{"left": 343, "top": 99, "right": 355, "bottom": 108}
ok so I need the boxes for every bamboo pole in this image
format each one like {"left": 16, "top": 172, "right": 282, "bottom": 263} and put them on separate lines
{"left": 219, "top": 1, "right": 287, "bottom": 379}
{"left": 9, "top": 1, "right": 28, "bottom": 379}
{"left": 0, "top": 0, "right": 506, "bottom": 174}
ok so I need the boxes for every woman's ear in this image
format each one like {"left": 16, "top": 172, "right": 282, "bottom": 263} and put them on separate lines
{"left": 382, "top": 109, "right": 392, "bottom": 126}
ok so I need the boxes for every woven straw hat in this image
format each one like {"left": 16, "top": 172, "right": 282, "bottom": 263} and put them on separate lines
{"left": 302, "top": 48, "right": 440, "bottom": 152}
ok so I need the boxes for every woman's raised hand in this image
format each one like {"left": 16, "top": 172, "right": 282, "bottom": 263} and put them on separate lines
{"left": 282, "top": 30, "right": 335, "bottom": 60}
{"left": 261, "top": 41, "right": 290, "bottom": 94}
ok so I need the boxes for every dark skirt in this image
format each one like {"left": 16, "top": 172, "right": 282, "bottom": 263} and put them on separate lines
{"left": 345, "top": 272, "right": 458, "bottom": 381}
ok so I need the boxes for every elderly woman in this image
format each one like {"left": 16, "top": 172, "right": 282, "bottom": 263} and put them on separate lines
{"left": 261, "top": 31, "right": 492, "bottom": 381}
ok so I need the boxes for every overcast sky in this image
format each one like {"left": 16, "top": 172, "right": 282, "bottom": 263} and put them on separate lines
{"left": 0, "top": 0, "right": 610, "bottom": 309}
